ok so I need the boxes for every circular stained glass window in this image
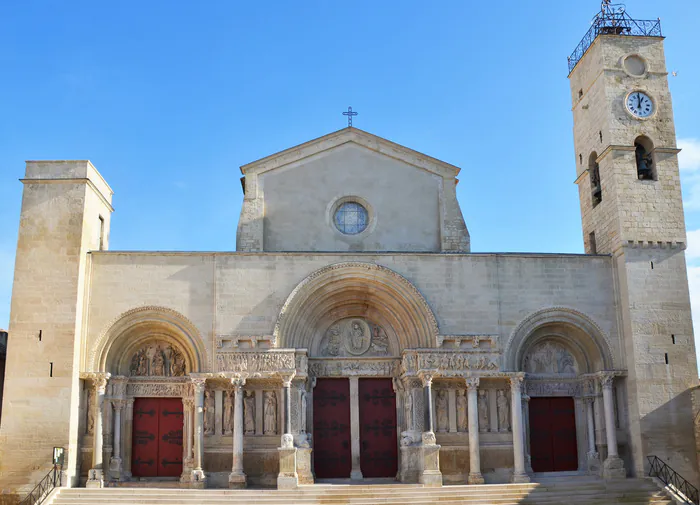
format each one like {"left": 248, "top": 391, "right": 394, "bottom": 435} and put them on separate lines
{"left": 334, "top": 202, "right": 368, "bottom": 235}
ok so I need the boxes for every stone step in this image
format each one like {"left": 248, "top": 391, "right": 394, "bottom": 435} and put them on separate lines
{"left": 47, "top": 480, "right": 671, "bottom": 505}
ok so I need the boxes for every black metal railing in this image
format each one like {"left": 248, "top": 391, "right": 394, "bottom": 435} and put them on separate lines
{"left": 568, "top": 2, "right": 662, "bottom": 73}
{"left": 648, "top": 455, "right": 699, "bottom": 505}
{"left": 18, "top": 465, "right": 62, "bottom": 505}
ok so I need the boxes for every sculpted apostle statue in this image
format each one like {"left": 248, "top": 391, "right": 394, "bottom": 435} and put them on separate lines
{"left": 497, "top": 390, "right": 510, "bottom": 432}
{"left": 244, "top": 391, "right": 256, "bottom": 435}
{"left": 223, "top": 391, "right": 233, "bottom": 436}
{"left": 436, "top": 390, "right": 448, "bottom": 432}
{"left": 456, "top": 390, "right": 467, "bottom": 432}
{"left": 264, "top": 391, "right": 277, "bottom": 435}
{"left": 204, "top": 390, "right": 215, "bottom": 436}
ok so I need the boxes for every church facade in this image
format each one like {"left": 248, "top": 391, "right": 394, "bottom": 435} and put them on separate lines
{"left": 1, "top": 4, "right": 699, "bottom": 500}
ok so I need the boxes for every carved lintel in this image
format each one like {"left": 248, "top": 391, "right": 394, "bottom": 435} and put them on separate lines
{"left": 216, "top": 351, "right": 296, "bottom": 375}
{"left": 308, "top": 358, "right": 398, "bottom": 378}
{"left": 127, "top": 381, "right": 188, "bottom": 398}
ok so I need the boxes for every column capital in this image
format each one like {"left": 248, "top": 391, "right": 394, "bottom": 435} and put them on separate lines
{"left": 509, "top": 374, "right": 525, "bottom": 391}
{"left": 230, "top": 374, "right": 247, "bottom": 390}
{"left": 278, "top": 370, "right": 296, "bottom": 387}
{"left": 598, "top": 371, "right": 617, "bottom": 390}
{"left": 465, "top": 377, "right": 480, "bottom": 391}
{"left": 112, "top": 399, "right": 126, "bottom": 410}
{"left": 191, "top": 377, "right": 207, "bottom": 393}
{"left": 418, "top": 369, "right": 438, "bottom": 387}
{"left": 82, "top": 372, "right": 111, "bottom": 391}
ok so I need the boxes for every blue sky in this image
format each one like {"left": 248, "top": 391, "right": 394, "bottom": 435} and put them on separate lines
{"left": 1, "top": 1, "right": 699, "bottom": 363}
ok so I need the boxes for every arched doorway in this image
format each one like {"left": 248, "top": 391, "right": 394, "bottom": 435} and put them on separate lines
{"left": 275, "top": 262, "right": 437, "bottom": 480}
{"left": 505, "top": 308, "right": 616, "bottom": 474}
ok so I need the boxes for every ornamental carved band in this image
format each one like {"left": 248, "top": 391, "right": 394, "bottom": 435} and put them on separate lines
{"left": 216, "top": 352, "right": 295, "bottom": 373}
{"left": 402, "top": 352, "right": 499, "bottom": 374}
{"left": 127, "top": 382, "right": 188, "bottom": 397}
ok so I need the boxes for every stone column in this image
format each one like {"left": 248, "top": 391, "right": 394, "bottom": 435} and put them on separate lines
{"left": 509, "top": 375, "right": 530, "bottom": 483}
{"left": 87, "top": 373, "right": 110, "bottom": 488}
{"left": 109, "top": 400, "right": 124, "bottom": 479}
{"left": 229, "top": 376, "right": 247, "bottom": 488}
{"left": 277, "top": 371, "right": 298, "bottom": 489}
{"left": 585, "top": 396, "right": 600, "bottom": 473}
{"left": 465, "top": 377, "right": 484, "bottom": 484}
{"left": 522, "top": 393, "right": 533, "bottom": 473}
{"left": 418, "top": 371, "right": 442, "bottom": 487}
{"left": 181, "top": 398, "right": 194, "bottom": 483}
{"left": 349, "top": 376, "right": 363, "bottom": 480}
{"left": 600, "top": 373, "right": 625, "bottom": 479}
{"left": 123, "top": 399, "right": 134, "bottom": 479}
{"left": 191, "top": 378, "right": 207, "bottom": 487}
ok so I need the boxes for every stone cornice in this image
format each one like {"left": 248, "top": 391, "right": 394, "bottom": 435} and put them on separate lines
{"left": 240, "top": 127, "right": 460, "bottom": 178}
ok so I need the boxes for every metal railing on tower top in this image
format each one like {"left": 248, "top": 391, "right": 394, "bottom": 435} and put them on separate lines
{"left": 568, "top": 1, "right": 662, "bottom": 74}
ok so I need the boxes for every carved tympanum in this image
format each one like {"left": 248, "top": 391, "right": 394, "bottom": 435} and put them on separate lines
{"left": 129, "top": 341, "right": 187, "bottom": 377}
{"left": 319, "top": 318, "right": 390, "bottom": 357}
{"left": 523, "top": 341, "right": 578, "bottom": 375}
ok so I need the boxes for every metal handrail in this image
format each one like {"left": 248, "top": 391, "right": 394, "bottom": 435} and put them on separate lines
{"left": 18, "top": 465, "right": 62, "bottom": 505}
{"left": 648, "top": 455, "right": 699, "bottom": 505}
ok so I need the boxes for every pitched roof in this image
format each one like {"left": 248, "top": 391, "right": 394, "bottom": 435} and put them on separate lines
{"left": 240, "top": 127, "right": 460, "bottom": 178}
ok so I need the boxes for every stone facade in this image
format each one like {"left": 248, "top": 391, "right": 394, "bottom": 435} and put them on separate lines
{"left": 0, "top": 330, "right": 6, "bottom": 425}
{"left": 0, "top": 16, "right": 698, "bottom": 504}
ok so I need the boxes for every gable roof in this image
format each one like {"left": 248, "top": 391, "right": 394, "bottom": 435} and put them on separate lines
{"left": 240, "top": 127, "right": 461, "bottom": 178}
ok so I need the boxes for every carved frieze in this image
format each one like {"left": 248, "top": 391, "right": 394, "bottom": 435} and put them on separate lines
{"left": 526, "top": 381, "right": 582, "bottom": 397}
{"left": 319, "top": 318, "right": 390, "bottom": 357}
{"left": 402, "top": 351, "right": 500, "bottom": 375}
{"left": 216, "top": 351, "right": 296, "bottom": 374}
{"left": 126, "top": 381, "right": 188, "bottom": 397}
{"left": 308, "top": 358, "right": 398, "bottom": 377}
{"left": 523, "top": 341, "right": 578, "bottom": 375}
{"left": 129, "top": 341, "right": 187, "bottom": 377}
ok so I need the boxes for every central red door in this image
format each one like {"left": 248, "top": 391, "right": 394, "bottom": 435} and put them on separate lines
{"left": 529, "top": 397, "right": 578, "bottom": 472}
{"left": 359, "top": 378, "right": 397, "bottom": 478}
{"left": 132, "top": 398, "right": 183, "bottom": 477}
{"left": 313, "top": 379, "right": 351, "bottom": 478}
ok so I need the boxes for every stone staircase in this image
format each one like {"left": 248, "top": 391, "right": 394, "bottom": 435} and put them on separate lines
{"left": 46, "top": 478, "right": 673, "bottom": 505}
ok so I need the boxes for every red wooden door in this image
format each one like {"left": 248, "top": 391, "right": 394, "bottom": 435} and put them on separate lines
{"left": 313, "top": 379, "right": 351, "bottom": 478}
{"left": 132, "top": 398, "right": 183, "bottom": 477}
{"left": 529, "top": 397, "right": 578, "bottom": 472}
{"left": 157, "top": 398, "right": 184, "bottom": 477}
{"left": 359, "top": 378, "right": 397, "bottom": 478}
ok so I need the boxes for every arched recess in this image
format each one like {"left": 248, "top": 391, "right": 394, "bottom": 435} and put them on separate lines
{"left": 90, "top": 306, "right": 208, "bottom": 374}
{"left": 504, "top": 307, "right": 615, "bottom": 372}
{"left": 273, "top": 262, "right": 439, "bottom": 351}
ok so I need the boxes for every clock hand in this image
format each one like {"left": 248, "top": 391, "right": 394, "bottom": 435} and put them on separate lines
{"left": 637, "top": 93, "right": 642, "bottom": 109}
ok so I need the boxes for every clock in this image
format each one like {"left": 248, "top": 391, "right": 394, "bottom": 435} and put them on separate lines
{"left": 626, "top": 91, "right": 654, "bottom": 118}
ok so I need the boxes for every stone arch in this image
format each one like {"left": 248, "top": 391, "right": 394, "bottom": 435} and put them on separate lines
{"left": 90, "top": 306, "right": 208, "bottom": 374}
{"left": 504, "top": 307, "right": 615, "bottom": 372}
{"left": 273, "top": 262, "right": 439, "bottom": 350}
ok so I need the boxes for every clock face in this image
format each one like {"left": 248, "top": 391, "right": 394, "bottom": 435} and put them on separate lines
{"left": 626, "top": 91, "right": 654, "bottom": 118}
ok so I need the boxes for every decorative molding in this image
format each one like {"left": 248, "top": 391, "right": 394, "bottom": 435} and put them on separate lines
{"left": 504, "top": 306, "right": 616, "bottom": 370}
{"left": 90, "top": 305, "right": 209, "bottom": 373}
{"left": 216, "top": 335, "right": 276, "bottom": 350}
{"left": 273, "top": 262, "right": 439, "bottom": 348}
{"left": 436, "top": 334, "right": 498, "bottom": 350}
{"left": 308, "top": 358, "right": 399, "bottom": 377}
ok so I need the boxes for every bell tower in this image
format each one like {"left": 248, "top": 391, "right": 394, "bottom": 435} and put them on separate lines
{"left": 569, "top": 2, "right": 699, "bottom": 481}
